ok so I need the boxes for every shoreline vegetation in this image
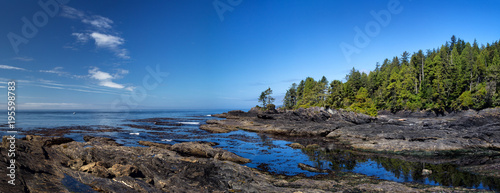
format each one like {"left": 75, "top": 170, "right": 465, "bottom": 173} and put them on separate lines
{"left": 277, "top": 36, "right": 500, "bottom": 117}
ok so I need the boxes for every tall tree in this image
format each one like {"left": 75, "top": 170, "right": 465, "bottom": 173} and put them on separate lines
{"left": 349, "top": 87, "right": 377, "bottom": 116}
{"left": 283, "top": 83, "right": 297, "bottom": 109}
{"left": 450, "top": 35, "right": 457, "bottom": 51}
{"left": 280, "top": 37, "right": 500, "bottom": 113}
{"left": 258, "top": 87, "right": 275, "bottom": 108}
{"left": 297, "top": 77, "right": 319, "bottom": 108}
{"left": 326, "top": 80, "right": 344, "bottom": 109}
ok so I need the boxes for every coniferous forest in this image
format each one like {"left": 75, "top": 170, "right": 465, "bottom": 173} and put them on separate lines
{"left": 282, "top": 36, "right": 500, "bottom": 116}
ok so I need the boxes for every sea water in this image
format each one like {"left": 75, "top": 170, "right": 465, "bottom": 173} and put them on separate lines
{"left": 1, "top": 109, "right": 498, "bottom": 191}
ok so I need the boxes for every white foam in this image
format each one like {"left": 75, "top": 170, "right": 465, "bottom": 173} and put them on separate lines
{"left": 178, "top": 122, "right": 200, "bottom": 125}
{"left": 161, "top": 139, "right": 173, "bottom": 142}
{"left": 129, "top": 133, "right": 140, "bottom": 135}
{"left": 206, "top": 114, "right": 212, "bottom": 117}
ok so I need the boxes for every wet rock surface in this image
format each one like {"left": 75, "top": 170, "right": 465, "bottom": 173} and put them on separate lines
{"left": 1, "top": 135, "right": 486, "bottom": 192}
{"left": 207, "top": 107, "right": 500, "bottom": 154}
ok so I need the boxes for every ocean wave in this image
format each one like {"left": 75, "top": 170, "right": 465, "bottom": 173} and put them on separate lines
{"left": 129, "top": 133, "right": 140, "bottom": 135}
{"left": 161, "top": 139, "right": 172, "bottom": 142}
{"left": 178, "top": 122, "right": 200, "bottom": 125}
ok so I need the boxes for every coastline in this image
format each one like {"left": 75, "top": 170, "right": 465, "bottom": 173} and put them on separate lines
{"left": 1, "top": 107, "right": 499, "bottom": 192}
{"left": 204, "top": 107, "right": 500, "bottom": 154}
{"left": 1, "top": 134, "right": 494, "bottom": 192}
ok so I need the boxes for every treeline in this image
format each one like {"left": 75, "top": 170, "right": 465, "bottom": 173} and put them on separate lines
{"left": 283, "top": 36, "right": 500, "bottom": 116}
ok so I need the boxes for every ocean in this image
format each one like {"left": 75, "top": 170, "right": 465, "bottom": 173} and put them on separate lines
{"left": 1, "top": 109, "right": 498, "bottom": 191}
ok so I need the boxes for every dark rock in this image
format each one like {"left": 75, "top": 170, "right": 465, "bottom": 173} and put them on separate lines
{"left": 80, "top": 162, "right": 114, "bottom": 178}
{"left": 248, "top": 106, "right": 262, "bottom": 114}
{"left": 67, "top": 159, "right": 85, "bottom": 170}
{"left": 138, "top": 141, "right": 171, "bottom": 149}
{"left": 298, "top": 163, "right": 329, "bottom": 173}
{"left": 287, "top": 143, "right": 305, "bottom": 149}
{"left": 83, "top": 136, "right": 121, "bottom": 146}
{"left": 201, "top": 107, "right": 500, "bottom": 154}
{"left": 109, "top": 164, "right": 144, "bottom": 178}
{"left": 199, "top": 124, "right": 236, "bottom": 133}
{"left": 211, "top": 113, "right": 227, "bottom": 118}
{"left": 257, "top": 114, "right": 274, "bottom": 119}
{"left": 171, "top": 142, "right": 250, "bottom": 164}
{"left": 24, "top": 135, "right": 74, "bottom": 147}
{"left": 1, "top": 135, "right": 485, "bottom": 192}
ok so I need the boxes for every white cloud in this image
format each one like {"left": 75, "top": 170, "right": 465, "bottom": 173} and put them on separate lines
{"left": 113, "top": 69, "right": 129, "bottom": 79}
{"left": 0, "top": 65, "right": 26, "bottom": 71}
{"left": 82, "top": 32, "right": 129, "bottom": 59}
{"left": 125, "top": 86, "right": 135, "bottom": 91}
{"left": 88, "top": 67, "right": 134, "bottom": 91}
{"left": 82, "top": 15, "right": 113, "bottom": 29}
{"left": 100, "top": 81, "right": 125, "bottom": 89}
{"left": 89, "top": 68, "right": 113, "bottom": 80}
{"left": 13, "top": 57, "right": 34, "bottom": 62}
{"left": 116, "top": 49, "right": 130, "bottom": 59}
{"left": 22, "top": 103, "right": 87, "bottom": 110}
{"left": 39, "top": 67, "right": 86, "bottom": 79}
{"left": 91, "top": 32, "right": 124, "bottom": 49}
{"left": 40, "top": 67, "right": 64, "bottom": 74}
{"left": 60, "top": 6, "right": 85, "bottom": 19}
{"left": 72, "top": 33, "right": 89, "bottom": 43}
{"left": 62, "top": 6, "right": 130, "bottom": 59}
{"left": 25, "top": 103, "right": 79, "bottom": 106}
{"left": 0, "top": 77, "right": 128, "bottom": 96}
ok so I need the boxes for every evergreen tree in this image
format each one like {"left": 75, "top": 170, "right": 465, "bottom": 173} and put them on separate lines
{"left": 349, "top": 87, "right": 378, "bottom": 116}
{"left": 258, "top": 87, "right": 275, "bottom": 108}
{"left": 283, "top": 83, "right": 298, "bottom": 109}
{"left": 297, "top": 77, "right": 318, "bottom": 108}
{"left": 279, "top": 37, "right": 500, "bottom": 114}
{"left": 431, "top": 53, "right": 446, "bottom": 112}
{"left": 326, "top": 80, "right": 344, "bottom": 109}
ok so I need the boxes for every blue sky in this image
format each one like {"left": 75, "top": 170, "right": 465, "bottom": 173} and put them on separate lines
{"left": 1, "top": 0, "right": 499, "bottom": 110}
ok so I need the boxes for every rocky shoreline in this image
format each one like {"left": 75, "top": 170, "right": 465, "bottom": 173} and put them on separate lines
{"left": 204, "top": 107, "right": 500, "bottom": 154}
{"left": 0, "top": 135, "right": 492, "bottom": 192}
{"left": 1, "top": 107, "right": 499, "bottom": 192}
{"left": 201, "top": 107, "right": 500, "bottom": 186}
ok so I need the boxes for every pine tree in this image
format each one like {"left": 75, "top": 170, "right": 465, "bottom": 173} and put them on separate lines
{"left": 297, "top": 77, "right": 317, "bottom": 108}
{"left": 349, "top": 87, "right": 377, "bottom": 116}
{"left": 326, "top": 80, "right": 344, "bottom": 109}
{"left": 283, "top": 83, "right": 297, "bottom": 109}
{"left": 280, "top": 37, "right": 500, "bottom": 114}
{"left": 431, "top": 53, "right": 446, "bottom": 112}
{"left": 258, "top": 87, "right": 275, "bottom": 108}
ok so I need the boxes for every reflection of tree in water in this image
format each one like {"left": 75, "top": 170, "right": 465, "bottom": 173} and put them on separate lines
{"left": 301, "top": 148, "right": 366, "bottom": 171}
{"left": 301, "top": 148, "right": 500, "bottom": 191}
{"left": 258, "top": 134, "right": 274, "bottom": 150}
{"left": 373, "top": 157, "right": 500, "bottom": 191}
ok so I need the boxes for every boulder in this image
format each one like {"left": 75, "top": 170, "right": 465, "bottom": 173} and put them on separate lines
{"left": 138, "top": 141, "right": 171, "bottom": 149}
{"left": 287, "top": 143, "right": 305, "bottom": 149}
{"left": 109, "top": 164, "right": 144, "bottom": 178}
{"left": 171, "top": 142, "right": 250, "bottom": 164}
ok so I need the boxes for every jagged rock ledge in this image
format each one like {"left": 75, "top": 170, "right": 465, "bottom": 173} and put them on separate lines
{"left": 202, "top": 107, "right": 500, "bottom": 154}
{"left": 0, "top": 135, "right": 486, "bottom": 192}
